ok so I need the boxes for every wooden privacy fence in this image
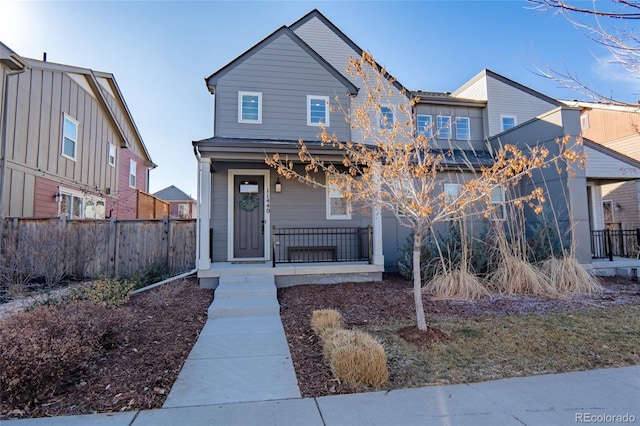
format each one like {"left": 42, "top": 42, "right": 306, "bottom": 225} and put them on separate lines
{"left": 0, "top": 217, "right": 196, "bottom": 281}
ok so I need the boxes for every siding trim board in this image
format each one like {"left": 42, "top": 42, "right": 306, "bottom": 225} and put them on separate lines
{"left": 206, "top": 26, "right": 358, "bottom": 97}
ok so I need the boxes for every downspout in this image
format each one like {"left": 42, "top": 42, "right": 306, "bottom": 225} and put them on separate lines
{"left": 0, "top": 67, "right": 27, "bottom": 219}
{"left": 194, "top": 144, "right": 201, "bottom": 269}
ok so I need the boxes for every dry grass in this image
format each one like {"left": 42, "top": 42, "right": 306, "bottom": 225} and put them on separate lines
{"left": 369, "top": 305, "right": 640, "bottom": 387}
{"left": 424, "top": 268, "right": 489, "bottom": 300}
{"left": 311, "top": 309, "right": 343, "bottom": 339}
{"left": 324, "top": 329, "right": 389, "bottom": 387}
{"left": 542, "top": 256, "right": 602, "bottom": 295}
{"left": 487, "top": 254, "right": 557, "bottom": 296}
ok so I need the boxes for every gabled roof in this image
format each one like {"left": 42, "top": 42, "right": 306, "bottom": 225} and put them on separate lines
{"left": 23, "top": 57, "right": 155, "bottom": 168}
{"left": 560, "top": 99, "right": 640, "bottom": 112}
{"left": 153, "top": 185, "right": 195, "bottom": 202}
{"left": 0, "top": 41, "right": 26, "bottom": 71}
{"left": 453, "top": 69, "right": 562, "bottom": 107}
{"left": 583, "top": 138, "right": 640, "bottom": 171}
{"left": 205, "top": 25, "right": 358, "bottom": 96}
{"left": 289, "top": 9, "right": 410, "bottom": 97}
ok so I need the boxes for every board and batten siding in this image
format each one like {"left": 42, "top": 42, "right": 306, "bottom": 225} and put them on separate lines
{"left": 414, "top": 104, "right": 485, "bottom": 151}
{"left": 2, "top": 66, "right": 119, "bottom": 217}
{"left": 214, "top": 32, "right": 351, "bottom": 142}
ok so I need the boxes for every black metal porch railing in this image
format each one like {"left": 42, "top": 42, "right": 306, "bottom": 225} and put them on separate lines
{"left": 591, "top": 228, "right": 640, "bottom": 261}
{"left": 271, "top": 226, "right": 372, "bottom": 267}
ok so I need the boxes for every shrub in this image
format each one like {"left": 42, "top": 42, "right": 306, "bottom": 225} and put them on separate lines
{"left": 311, "top": 309, "right": 343, "bottom": 340}
{"left": 396, "top": 233, "right": 438, "bottom": 280}
{"left": 130, "top": 264, "right": 170, "bottom": 290}
{"left": 527, "top": 220, "right": 565, "bottom": 263}
{"left": 0, "top": 303, "right": 127, "bottom": 404}
{"left": 78, "top": 277, "right": 135, "bottom": 307}
{"left": 323, "top": 329, "right": 389, "bottom": 387}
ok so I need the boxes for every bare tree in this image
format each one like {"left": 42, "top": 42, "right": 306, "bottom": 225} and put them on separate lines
{"left": 528, "top": 0, "right": 640, "bottom": 106}
{"left": 266, "top": 52, "right": 582, "bottom": 331}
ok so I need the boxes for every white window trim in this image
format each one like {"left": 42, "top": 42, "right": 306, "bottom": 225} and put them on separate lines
{"left": 379, "top": 106, "right": 394, "bottom": 130}
{"left": 443, "top": 183, "right": 461, "bottom": 204}
{"left": 500, "top": 115, "right": 517, "bottom": 132}
{"left": 58, "top": 187, "right": 105, "bottom": 219}
{"left": 238, "top": 91, "right": 262, "bottom": 124}
{"left": 436, "top": 115, "right": 452, "bottom": 139}
{"left": 326, "top": 174, "right": 351, "bottom": 220}
{"left": 490, "top": 185, "right": 506, "bottom": 221}
{"left": 108, "top": 143, "right": 116, "bottom": 167}
{"left": 417, "top": 114, "right": 433, "bottom": 138}
{"left": 61, "top": 113, "right": 79, "bottom": 161}
{"left": 129, "top": 159, "right": 137, "bottom": 188}
{"left": 307, "top": 95, "right": 330, "bottom": 127}
{"left": 581, "top": 114, "right": 590, "bottom": 130}
{"left": 455, "top": 117, "right": 470, "bottom": 140}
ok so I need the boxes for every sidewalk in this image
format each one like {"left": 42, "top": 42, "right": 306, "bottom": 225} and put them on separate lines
{"left": 3, "top": 273, "right": 639, "bottom": 425}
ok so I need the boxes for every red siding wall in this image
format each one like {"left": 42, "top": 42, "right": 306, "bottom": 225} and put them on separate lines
{"left": 106, "top": 149, "right": 148, "bottom": 218}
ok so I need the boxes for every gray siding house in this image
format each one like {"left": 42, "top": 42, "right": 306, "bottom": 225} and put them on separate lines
{"left": 193, "top": 9, "right": 640, "bottom": 287}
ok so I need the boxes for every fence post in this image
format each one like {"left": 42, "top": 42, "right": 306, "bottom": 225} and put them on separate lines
{"left": 109, "top": 216, "right": 118, "bottom": 277}
{"left": 368, "top": 225, "right": 373, "bottom": 264}
{"left": 162, "top": 216, "right": 170, "bottom": 272}
{"left": 605, "top": 228, "right": 613, "bottom": 262}
{"left": 272, "top": 226, "right": 276, "bottom": 268}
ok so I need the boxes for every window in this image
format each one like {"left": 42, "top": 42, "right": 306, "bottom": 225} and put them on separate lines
{"left": 178, "top": 203, "right": 190, "bottom": 218}
{"left": 455, "top": 117, "right": 470, "bottom": 140}
{"left": 379, "top": 106, "right": 394, "bottom": 130}
{"left": 581, "top": 114, "right": 590, "bottom": 130}
{"left": 307, "top": 95, "right": 329, "bottom": 126}
{"left": 436, "top": 116, "right": 451, "bottom": 139}
{"left": 416, "top": 114, "right": 432, "bottom": 138}
{"left": 238, "top": 91, "right": 262, "bottom": 123}
{"left": 108, "top": 143, "right": 116, "bottom": 167}
{"left": 326, "top": 174, "right": 351, "bottom": 219}
{"left": 501, "top": 115, "right": 517, "bottom": 132}
{"left": 58, "top": 189, "right": 105, "bottom": 219}
{"left": 129, "top": 160, "right": 137, "bottom": 188}
{"left": 62, "top": 114, "right": 78, "bottom": 160}
{"left": 443, "top": 183, "right": 461, "bottom": 204}
{"left": 490, "top": 185, "right": 506, "bottom": 220}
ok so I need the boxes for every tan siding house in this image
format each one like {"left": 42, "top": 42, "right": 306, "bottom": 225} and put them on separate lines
{"left": 0, "top": 41, "right": 156, "bottom": 219}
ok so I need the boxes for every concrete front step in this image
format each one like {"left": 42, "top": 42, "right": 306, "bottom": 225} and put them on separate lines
{"left": 219, "top": 274, "right": 275, "bottom": 285}
{"left": 209, "top": 295, "right": 280, "bottom": 318}
{"left": 214, "top": 280, "right": 276, "bottom": 299}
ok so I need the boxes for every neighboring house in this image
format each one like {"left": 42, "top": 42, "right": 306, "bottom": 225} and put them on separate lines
{"left": 153, "top": 185, "right": 197, "bottom": 218}
{"left": 563, "top": 101, "right": 640, "bottom": 231}
{"left": 192, "top": 9, "right": 640, "bottom": 287}
{"left": 0, "top": 41, "right": 157, "bottom": 220}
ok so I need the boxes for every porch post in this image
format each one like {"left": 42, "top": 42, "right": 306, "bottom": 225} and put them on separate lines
{"left": 197, "top": 158, "right": 211, "bottom": 270}
{"left": 372, "top": 203, "right": 384, "bottom": 266}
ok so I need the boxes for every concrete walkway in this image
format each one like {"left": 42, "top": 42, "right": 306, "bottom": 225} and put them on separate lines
{"left": 4, "top": 273, "right": 639, "bottom": 425}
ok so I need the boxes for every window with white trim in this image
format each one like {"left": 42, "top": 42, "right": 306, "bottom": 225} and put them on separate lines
{"left": 417, "top": 114, "right": 432, "bottom": 138}
{"left": 108, "top": 143, "right": 116, "bottom": 167}
{"left": 455, "top": 117, "right": 470, "bottom": 140}
{"left": 238, "top": 91, "right": 262, "bottom": 123}
{"left": 129, "top": 160, "right": 137, "bottom": 188}
{"left": 326, "top": 174, "right": 351, "bottom": 220}
{"left": 436, "top": 115, "right": 451, "bottom": 139}
{"left": 443, "top": 183, "right": 461, "bottom": 204}
{"left": 178, "top": 203, "right": 190, "bottom": 218}
{"left": 581, "top": 114, "right": 590, "bottom": 130}
{"left": 58, "top": 189, "right": 105, "bottom": 219}
{"left": 62, "top": 114, "right": 78, "bottom": 160}
{"left": 307, "top": 95, "right": 329, "bottom": 126}
{"left": 501, "top": 115, "right": 517, "bottom": 131}
{"left": 379, "top": 106, "right": 394, "bottom": 130}
{"left": 490, "top": 185, "right": 506, "bottom": 220}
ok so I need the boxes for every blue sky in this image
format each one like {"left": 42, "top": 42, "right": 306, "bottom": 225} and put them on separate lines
{"left": 2, "top": 1, "right": 638, "bottom": 198}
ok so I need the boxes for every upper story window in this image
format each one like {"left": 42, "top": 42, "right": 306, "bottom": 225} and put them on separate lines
{"left": 581, "top": 114, "right": 590, "bottom": 130}
{"left": 129, "top": 160, "right": 137, "bottom": 188}
{"left": 108, "top": 143, "right": 116, "bottom": 167}
{"left": 379, "top": 106, "right": 394, "bottom": 130}
{"left": 238, "top": 91, "right": 262, "bottom": 124}
{"left": 307, "top": 95, "right": 330, "bottom": 126}
{"left": 436, "top": 115, "right": 451, "bottom": 139}
{"left": 417, "top": 114, "right": 433, "bottom": 138}
{"left": 455, "top": 117, "right": 470, "bottom": 140}
{"left": 501, "top": 115, "right": 517, "bottom": 132}
{"left": 443, "top": 183, "right": 461, "bottom": 204}
{"left": 62, "top": 114, "right": 78, "bottom": 161}
{"left": 326, "top": 174, "right": 351, "bottom": 220}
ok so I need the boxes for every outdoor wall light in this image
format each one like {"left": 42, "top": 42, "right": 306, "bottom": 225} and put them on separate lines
{"left": 53, "top": 192, "right": 61, "bottom": 202}
{"left": 275, "top": 178, "right": 282, "bottom": 193}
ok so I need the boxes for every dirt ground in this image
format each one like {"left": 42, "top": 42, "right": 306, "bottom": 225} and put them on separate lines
{"left": 1, "top": 274, "right": 639, "bottom": 419}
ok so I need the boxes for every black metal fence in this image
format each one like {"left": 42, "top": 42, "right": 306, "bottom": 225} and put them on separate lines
{"left": 591, "top": 228, "right": 640, "bottom": 261}
{"left": 272, "top": 226, "right": 372, "bottom": 266}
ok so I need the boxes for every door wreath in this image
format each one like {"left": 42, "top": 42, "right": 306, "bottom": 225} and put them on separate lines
{"left": 239, "top": 193, "right": 260, "bottom": 211}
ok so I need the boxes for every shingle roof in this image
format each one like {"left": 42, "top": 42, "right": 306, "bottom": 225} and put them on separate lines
{"left": 153, "top": 185, "right": 195, "bottom": 202}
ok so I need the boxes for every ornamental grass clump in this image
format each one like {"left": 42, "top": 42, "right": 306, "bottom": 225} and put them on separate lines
{"left": 487, "top": 253, "right": 557, "bottom": 297}
{"left": 542, "top": 255, "right": 602, "bottom": 295}
{"left": 426, "top": 268, "right": 489, "bottom": 300}
{"left": 311, "top": 309, "right": 343, "bottom": 340}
